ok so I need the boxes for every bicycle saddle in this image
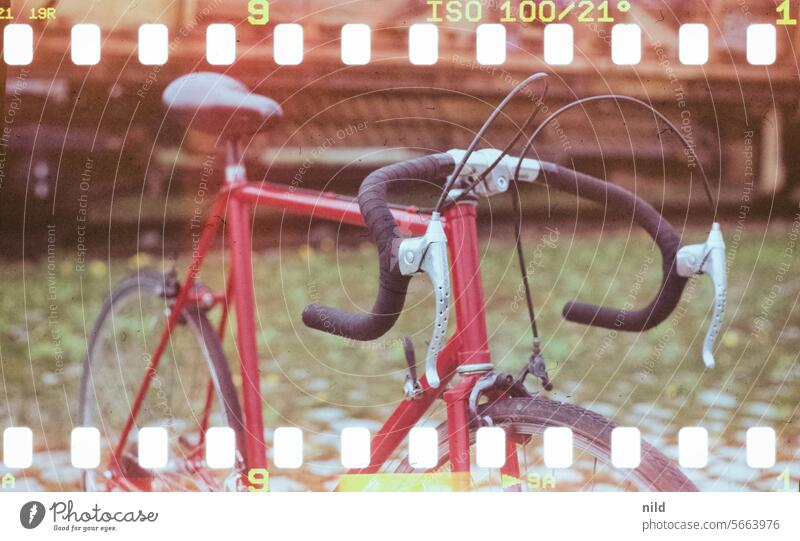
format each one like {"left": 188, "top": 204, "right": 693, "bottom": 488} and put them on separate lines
{"left": 163, "top": 72, "right": 283, "bottom": 139}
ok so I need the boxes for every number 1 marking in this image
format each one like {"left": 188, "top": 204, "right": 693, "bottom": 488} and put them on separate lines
{"left": 777, "top": 0, "right": 798, "bottom": 25}
{"left": 777, "top": 468, "right": 792, "bottom": 491}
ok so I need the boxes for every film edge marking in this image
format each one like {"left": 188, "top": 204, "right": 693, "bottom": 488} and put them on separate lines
{"left": 0, "top": 23, "right": 782, "bottom": 67}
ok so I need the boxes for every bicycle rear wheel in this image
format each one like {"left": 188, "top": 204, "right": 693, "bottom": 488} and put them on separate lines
{"left": 394, "top": 397, "right": 697, "bottom": 491}
{"left": 79, "top": 269, "right": 244, "bottom": 491}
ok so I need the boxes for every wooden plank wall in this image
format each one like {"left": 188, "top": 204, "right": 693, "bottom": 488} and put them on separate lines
{"left": 3, "top": 0, "right": 797, "bottom": 223}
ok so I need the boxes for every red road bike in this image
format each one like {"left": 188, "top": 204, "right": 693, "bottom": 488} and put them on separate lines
{"left": 80, "top": 72, "right": 727, "bottom": 491}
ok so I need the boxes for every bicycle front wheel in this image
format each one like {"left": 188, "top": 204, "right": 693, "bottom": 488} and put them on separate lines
{"left": 79, "top": 269, "right": 244, "bottom": 491}
{"left": 395, "top": 397, "right": 697, "bottom": 492}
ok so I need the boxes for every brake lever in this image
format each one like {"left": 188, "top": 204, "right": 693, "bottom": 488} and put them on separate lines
{"left": 676, "top": 222, "right": 727, "bottom": 368}
{"left": 398, "top": 213, "right": 451, "bottom": 389}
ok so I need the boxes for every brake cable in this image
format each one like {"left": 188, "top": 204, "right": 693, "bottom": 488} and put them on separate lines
{"left": 455, "top": 94, "right": 718, "bottom": 214}
{"left": 511, "top": 94, "right": 718, "bottom": 214}
{"left": 511, "top": 178, "right": 553, "bottom": 391}
{"left": 433, "top": 74, "right": 553, "bottom": 390}
{"left": 433, "top": 72, "right": 550, "bottom": 214}
{"left": 412, "top": 79, "right": 548, "bottom": 215}
{"left": 456, "top": 79, "right": 550, "bottom": 195}
{"left": 446, "top": 91, "right": 721, "bottom": 392}
{"left": 509, "top": 94, "right": 720, "bottom": 389}
{"left": 430, "top": 73, "right": 552, "bottom": 391}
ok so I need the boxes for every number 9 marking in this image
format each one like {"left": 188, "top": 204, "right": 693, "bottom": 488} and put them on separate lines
{"left": 248, "top": 0, "right": 270, "bottom": 25}
{"left": 247, "top": 468, "right": 270, "bottom": 492}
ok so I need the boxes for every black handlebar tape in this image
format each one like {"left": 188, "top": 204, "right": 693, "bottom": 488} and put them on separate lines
{"left": 302, "top": 153, "right": 456, "bottom": 341}
{"left": 540, "top": 164, "right": 687, "bottom": 332}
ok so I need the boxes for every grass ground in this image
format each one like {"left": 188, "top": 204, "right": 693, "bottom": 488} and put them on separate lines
{"left": 1, "top": 220, "right": 798, "bottom": 471}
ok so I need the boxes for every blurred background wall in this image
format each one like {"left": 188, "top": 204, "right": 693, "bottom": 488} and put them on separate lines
{"left": 2, "top": 0, "right": 798, "bottom": 254}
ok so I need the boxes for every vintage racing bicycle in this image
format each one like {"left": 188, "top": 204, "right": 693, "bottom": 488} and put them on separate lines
{"left": 79, "top": 71, "right": 727, "bottom": 491}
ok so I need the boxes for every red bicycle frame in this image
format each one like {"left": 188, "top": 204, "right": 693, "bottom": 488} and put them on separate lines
{"left": 115, "top": 143, "right": 519, "bottom": 488}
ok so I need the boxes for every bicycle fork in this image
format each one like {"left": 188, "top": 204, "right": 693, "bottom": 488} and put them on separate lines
{"left": 444, "top": 375, "right": 522, "bottom": 491}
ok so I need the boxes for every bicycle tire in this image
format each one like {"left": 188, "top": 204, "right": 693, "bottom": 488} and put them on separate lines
{"left": 394, "top": 397, "right": 697, "bottom": 492}
{"left": 79, "top": 269, "right": 245, "bottom": 491}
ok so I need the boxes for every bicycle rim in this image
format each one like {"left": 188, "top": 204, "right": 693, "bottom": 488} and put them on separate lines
{"left": 394, "top": 397, "right": 697, "bottom": 492}
{"left": 79, "top": 269, "right": 244, "bottom": 491}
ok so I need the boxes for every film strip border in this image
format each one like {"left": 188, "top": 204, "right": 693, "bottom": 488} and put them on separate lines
{"left": 1, "top": 22, "right": 780, "bottom": 67}
{"left": 1, "top": 425, "right": 781, "bottom": 472}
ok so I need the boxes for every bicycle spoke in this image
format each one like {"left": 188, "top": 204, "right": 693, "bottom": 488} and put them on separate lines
{"left": 80, "top": 271, "right": 241, "bottom": 492}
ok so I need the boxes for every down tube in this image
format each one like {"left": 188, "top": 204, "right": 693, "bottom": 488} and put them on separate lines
{"left": 111, "top": 195, "right": 227, "bottom": 464}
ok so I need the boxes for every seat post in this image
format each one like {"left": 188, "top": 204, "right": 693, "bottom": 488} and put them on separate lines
{"left": 224, "top": 140, "right": 247, "bottom": 183}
